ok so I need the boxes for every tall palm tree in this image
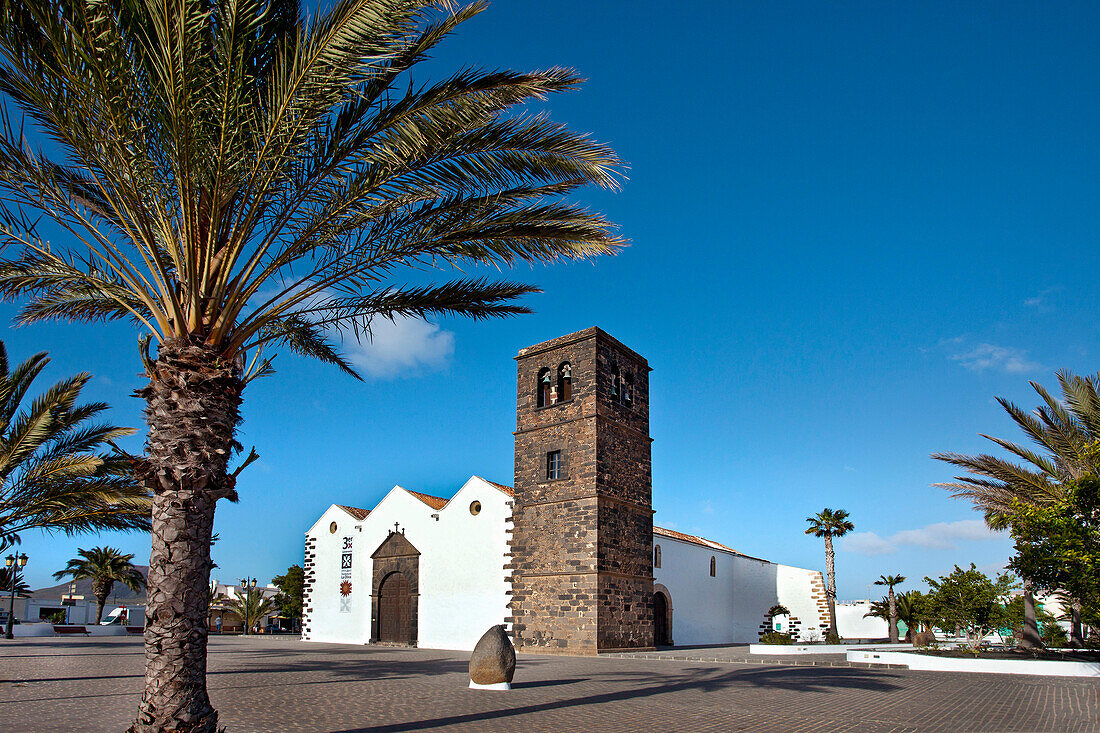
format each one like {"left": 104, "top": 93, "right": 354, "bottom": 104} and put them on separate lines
{"left": 53, "top": 546, "right": 146, "bottom": 624}
{"left": 0, "top": 342, "right": 148, "bottom": 552}
{"left": 874, "top": 574, "right": 905, "bottom": 643}
{"left": 805, "top": 507, "right": 854, "bottom": 639}
{"left": 932, "top": 370, "right": 1100, "bottom": 648}
{"left": 0, "top": 3, "right": 622, "bottom": 730}
{"left": 223, "top": 587, "right": 276, "bottom": 632}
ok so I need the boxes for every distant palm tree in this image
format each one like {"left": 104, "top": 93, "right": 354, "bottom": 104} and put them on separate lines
{"left": 874, "top": 574, "right": 906, "bottom": 643}
{"left": 805, "top": 508, "right": 854, "bottom": 638}
{"left": 0, "top": 566, "right": 31, "bottom": 597}
{"left": 0, "top": 3, "right": 622, "bottom": 729}
{"left": 223, "top": 589, "right": 276, "bottom": 633}
{"left": 0, "top": 342, "right": 148, "bottom": 552}
{"left": 932, "top": 370, "right": 1100, "bottom": 648}
{"left": 53, "top": 547, "right": 146, "bottom": 624}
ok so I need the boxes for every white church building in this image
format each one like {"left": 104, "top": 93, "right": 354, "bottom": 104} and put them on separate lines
{"left": 302, "top": 328, "right": 830, "bottom": 653}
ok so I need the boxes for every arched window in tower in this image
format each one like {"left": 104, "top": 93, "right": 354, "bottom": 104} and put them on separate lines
{"left": 623, "top": 372, "right": 634, "bottom": 405}
{"left": 557, "top": 362, "right": 572, "bottom": 402}
{"left": 654, "top": 544, "right": 662, "bottom": 569}
{"left": 710, "top": 556, "right": 716, "bottom": 577}
{"left": 537, "top": 368, "right": 553, "bottom": 407}
{"left": 610, "top": 364, "right": 620, "bottom": 401}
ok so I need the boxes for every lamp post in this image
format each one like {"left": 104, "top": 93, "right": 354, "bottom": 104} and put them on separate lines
{"left": 238, "top": 577, "right": 256, "bottom": 635}
{"left": 5, "top": 552, "right": 28, "bottom": 639}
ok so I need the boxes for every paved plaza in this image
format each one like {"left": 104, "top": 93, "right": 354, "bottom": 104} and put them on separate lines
{"left": 0, "top": 637, "right": 1096, "bottom": 732}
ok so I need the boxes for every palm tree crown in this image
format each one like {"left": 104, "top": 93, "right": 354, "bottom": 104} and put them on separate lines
{"left": 0, "top": 566, "right": 31, "bottom": 597}
{"left": 804, "top": 508, "right": 855, "bottom": 538}
{"left": 0, "top": 342, "right": 148, "bottom": 551}
{"left": 53, "top": 546, "right": 146, "bottom": 623}
{"left": 0, "top": 0, "right": 624, "bottom": 374}
{"left": 223, "top": 588, "right": 276, "bottom": 630}
{"left": 875, "top": 574, "right": 905, "bottom": 589}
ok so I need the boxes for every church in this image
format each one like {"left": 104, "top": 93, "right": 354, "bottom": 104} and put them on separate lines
{"left": 301, "top": 328, "right": 830, "bottom": 653}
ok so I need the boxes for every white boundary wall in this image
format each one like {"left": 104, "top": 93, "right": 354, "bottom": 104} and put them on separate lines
{"left": 848, "top": 649, "right": 1100, "bottom": 677}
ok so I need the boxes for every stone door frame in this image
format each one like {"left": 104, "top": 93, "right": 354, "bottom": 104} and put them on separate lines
{"left": 370, "top": 531, "right": 420, "bottom": 646}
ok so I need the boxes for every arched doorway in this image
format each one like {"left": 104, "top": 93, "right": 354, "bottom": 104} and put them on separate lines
{"left": 654, "top": 591, "right": 670, "bottom": 646}
{"left": 378, "top": 571, "right": 411, "bottom": 643}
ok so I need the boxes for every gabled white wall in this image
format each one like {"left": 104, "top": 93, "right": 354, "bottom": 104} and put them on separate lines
{"left": 303, "top": 477, "right": 511, "bottom": 650}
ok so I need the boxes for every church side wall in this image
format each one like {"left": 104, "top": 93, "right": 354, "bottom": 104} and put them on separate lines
{"left": 303, "top": 507, "right": 373, "bottom": 645}
{"left": 653, "top": 538, "right": 736, "bottom": 645}
{"left": 776, "top": 565, "right": 831, "bottom": 641}
{"left": 729, "top": 556, "right": 781, "bottom": 641}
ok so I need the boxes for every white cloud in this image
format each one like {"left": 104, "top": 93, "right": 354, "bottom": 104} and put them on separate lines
{"left": 840, "top": 520, "right": 999, "bottom": 557}
{"left": 840, "top": 531, "right": 897, "bottom": 556}
{"left": 950, "top": 343, "right": 1044, "bottom": 374}
{"left": 1023, "top": 296, "right": 1043, "bottom": 308}
{"left": 339, "top": 316, "right": 454, "bottom": 378}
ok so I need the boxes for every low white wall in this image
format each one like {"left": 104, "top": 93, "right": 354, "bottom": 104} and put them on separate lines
{"left": 750, "top": 643, "right": 912, "bottom": 655}
{"left": 835, "top": 601, "right": 888, "bottom": 639}
{"left": 847, "top": 649, "right": 1100, "bottom": 677}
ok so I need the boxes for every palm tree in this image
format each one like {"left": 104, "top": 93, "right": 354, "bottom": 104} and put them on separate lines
{"left": 0, "top": 566, "right": 31, "bottom": 597}
{"left": 874, "top": 574, "right": 906, "bottom": 643}
{"left": 0, "top": 3, "right": 622, "bottom": 729}
{"left": 53, "top": 546, "right": 146, "bottom": 624}
{"left": 0, "top": 342, "right": 148, "bottom": 552}
{"left": 932, "top": 370, "right": 1100, "bottom": 649}
{"left": 223, "top": 588, "right": 276, "bottom": 633}
{"left": 805, "top": 508, "right": 854, "bottom": 639}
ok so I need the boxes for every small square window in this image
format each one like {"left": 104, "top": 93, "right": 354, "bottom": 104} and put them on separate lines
{"left": 546, "top": 450, "right": 562, "bottom": 480}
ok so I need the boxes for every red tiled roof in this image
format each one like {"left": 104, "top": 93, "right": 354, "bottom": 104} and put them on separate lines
{"left": 653, "top": 525, "right": 764, "bottom": 561}
{"left": 336, "top": 505, "right": 370, "bottom": 520}
{"left": 477, "top": 477, "right": 514, "bottom": 497}
{"left": 406, "top": 489, "right": 448, "bottom": 510}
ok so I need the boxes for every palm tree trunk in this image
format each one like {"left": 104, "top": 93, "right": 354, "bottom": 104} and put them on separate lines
{"left": 887, "top": 588, "right": 898, "bottom": 643}
{"left": 1020, "top": 585, "right": 1041, "bottom": 649}
{"left": 824, "top": 535, "right": 838, "bottom": 638}
{"left": 129, "top": 341, "right": 243, "bottom": 733}
{"left": 91, "top": 578, "right": 109, "bottom": 624}
{"left": 1069, "top": 604, "right": 1084, "bottom": 648}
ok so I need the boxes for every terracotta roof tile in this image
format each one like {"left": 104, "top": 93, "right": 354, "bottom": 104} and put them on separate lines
{"left": 405, "top": 489, "right": 448, "bottom": 510}
{"left": 477, "top": 477, "right": 514, "bottom": 497}
{"left": 336, "top": 504, "right": 370, "bottom": 520}
{"left": 654, "top": 525, "right": 766, "bottom": 561}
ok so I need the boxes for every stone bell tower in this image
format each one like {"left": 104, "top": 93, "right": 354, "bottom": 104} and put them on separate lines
{"left": 506, "top": 327, "right": 654, "bottom": 654}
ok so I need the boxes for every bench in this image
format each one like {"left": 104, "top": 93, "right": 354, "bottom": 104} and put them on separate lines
{"left": 53, "top": 625, "right": 89, "bottom": 635}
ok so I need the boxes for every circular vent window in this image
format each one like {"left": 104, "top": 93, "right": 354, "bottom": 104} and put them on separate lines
{"left": 329, "top": 521, "right": 338, "bottom": 534}
{"left": 469, "top": 500, "right": 482, "bottom": 516}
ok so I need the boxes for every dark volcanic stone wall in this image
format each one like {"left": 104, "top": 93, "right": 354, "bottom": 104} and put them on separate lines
{"left": 507, "top": 328, "right": 654, "bottom": 654}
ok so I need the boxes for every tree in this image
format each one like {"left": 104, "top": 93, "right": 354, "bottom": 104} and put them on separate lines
{"left": 1008, "top": 474, "right": 1100, "bottom": 632}
{"left": 223, "top": 588, "right": 275, "bottom": 632}
{"left": 53, "top": 546, "right": 146, "bottom": 624}
{"left": 0, "top": 3, "right": 622, "bottom": 729}
{"left": 923, "top": 563, "right": 1018, "bottom": 651}
{"left": 874, "top": 574, "right": 906, "bottom": 643}
{"left": 272, "top": 565, "right": 304, "bottom": 625}
{"left": 894, "top": 590, "right": 928, "bottom": 641}
{"left": 0, "top": 342, "right": 148, "bottom": 552}
{"left": 0, "top": 566, "right": 31, "bottom": 597}
{"left": 805, "top": 508, "right": 854, "bottom": 639}
{"left": 931, "top": 371, "right": 1100, "bottom": 648}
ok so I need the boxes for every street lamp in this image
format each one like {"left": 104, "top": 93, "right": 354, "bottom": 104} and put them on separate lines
{"left": 5, "top": 552, "right": 28, "bottom": 639}
{"left": 238, "top": 577, "right": 256, "bottom": 636}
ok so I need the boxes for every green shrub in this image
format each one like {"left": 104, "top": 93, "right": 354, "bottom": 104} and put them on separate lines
{"left": 759, "top": 631, "right": 793, "bottom": 645}
{"left": 824, "top": 631, "right": 842, "bottom": 644}
{"left": 1042, "top": 623, "right": 1069, "bottom": 648}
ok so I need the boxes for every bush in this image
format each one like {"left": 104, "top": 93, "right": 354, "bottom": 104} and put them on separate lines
{"left": 824, "top": 631, "right": 842, "bottom": 644}
{"left": 759, "top": 631, "right": 793, "bottom": 645}
{"left": 1042, "top": 623, "right": 1069, "bottom": 648}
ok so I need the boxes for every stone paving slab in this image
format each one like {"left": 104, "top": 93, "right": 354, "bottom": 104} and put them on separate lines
{"left": 0, "top": 636, "right": 1096, "bottom": 732}
{"left": 605, "top": 643, "right": 906, "bottom": 669}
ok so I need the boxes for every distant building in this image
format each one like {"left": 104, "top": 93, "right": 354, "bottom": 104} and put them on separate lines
{"left": 302, "top": 329, "right": 830, "bottom": 652}
{"left": 18, "top": 567, "right": 148, "bottom": 626}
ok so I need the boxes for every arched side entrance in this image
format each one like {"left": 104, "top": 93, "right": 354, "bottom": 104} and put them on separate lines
{"left": 653, "top": 583, "right": 673, "bottom": 646}
{"left": 370, "top": 531, "right": 420, "bottom": 645}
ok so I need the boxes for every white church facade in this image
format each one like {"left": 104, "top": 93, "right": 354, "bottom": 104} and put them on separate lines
{"left": 302, "top": 328, "right": 829, "bottom": 652}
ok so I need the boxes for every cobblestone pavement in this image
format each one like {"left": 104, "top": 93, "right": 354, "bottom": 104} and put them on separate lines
{"left": 0, "top": 637, "right": 1096, "bottom": 732}
{"left": 606, "top": 643, "right": 903, "bottom": 668}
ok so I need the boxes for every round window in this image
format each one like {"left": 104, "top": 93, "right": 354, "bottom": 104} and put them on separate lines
{"left": 329, "top": 521, "right": 337, "bottom": 534}
{"left": 469, "top": 500, "right": 482, "bottom": 516}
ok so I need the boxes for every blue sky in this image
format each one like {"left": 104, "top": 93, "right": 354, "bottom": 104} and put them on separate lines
{"left": 7, "top": 1, "right": 1100, "bottom": 601}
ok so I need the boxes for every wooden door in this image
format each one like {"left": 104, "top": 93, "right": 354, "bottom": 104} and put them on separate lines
{"left": 654, "top": 592, "right": 668, "bottom": 646}
{"left": 379, "top": 572, "right": 410, "bottom": 643}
